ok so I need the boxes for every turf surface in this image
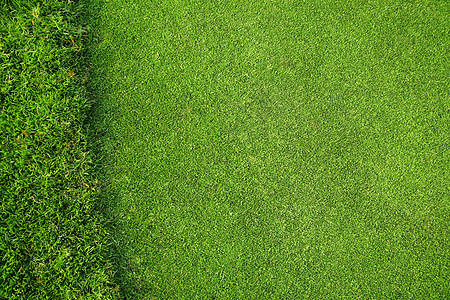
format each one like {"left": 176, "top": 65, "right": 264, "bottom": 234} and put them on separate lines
{"left": 89, "top": 0, "right": 449, "bottom": 298}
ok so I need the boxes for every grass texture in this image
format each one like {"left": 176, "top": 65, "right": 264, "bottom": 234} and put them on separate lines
{"left": 91, "top": 0, "right": 450, "bottom": 298}
{"left": 0, "top": 0, "right": 120, "bottom": 298}
{"left": 96, "top": 0, "right": 449, "bottom": 299}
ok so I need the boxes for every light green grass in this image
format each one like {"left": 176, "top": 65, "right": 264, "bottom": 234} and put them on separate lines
{"left": 0, "top": 0, "right": 119, "bottom": 298}
{"left": 90, "top": 0, "right": 449, "bottom": 298}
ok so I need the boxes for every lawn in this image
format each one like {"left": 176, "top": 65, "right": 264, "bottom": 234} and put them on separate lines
{"left": 1, "top": 0, "right": 118, "bottom": 298}
{"left": 88, "top": 0, "right": 449, "bottom": 298}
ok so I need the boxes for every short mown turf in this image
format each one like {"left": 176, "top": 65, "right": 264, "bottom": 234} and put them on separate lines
{"left": 90, "top": 0, "right": 449, "bottom": 298}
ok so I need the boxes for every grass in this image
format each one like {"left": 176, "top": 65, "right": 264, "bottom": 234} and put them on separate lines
{"left": 90, "top": 0, "right": 450, "bottom": 299}
{"left": 1, "top": 0, "right": 449, "bottom": 299}
{"left": 0, "top": 0, "right": 119, "bottom": 298}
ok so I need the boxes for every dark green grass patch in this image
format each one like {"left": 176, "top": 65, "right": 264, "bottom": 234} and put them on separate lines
{"left": 93, "top": 0, "right": 449, "bottom": 299}
{"left": 0, "top": 0, "right": 119, "bottom": 298}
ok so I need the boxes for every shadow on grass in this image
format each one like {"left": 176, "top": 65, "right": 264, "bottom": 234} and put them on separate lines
{"left": 80, "top": 0, "right": 145, "bottom": 298}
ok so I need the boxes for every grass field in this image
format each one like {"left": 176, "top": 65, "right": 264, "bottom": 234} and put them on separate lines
{"left": 1, "top": 0, "right": 119, "bottom": 298}
{"left": 89, "top": 0, "right": 450, "bottom": 299}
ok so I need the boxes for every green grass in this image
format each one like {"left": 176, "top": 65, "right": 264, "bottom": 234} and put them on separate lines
{"left": 0, "top": 0, "right": 119, "bottom": 298}
{"left": 2, "top": 0, "right": 449, "bottom": 299}
{"left": 90, "top": 0, "right": 450, "bottom": 298}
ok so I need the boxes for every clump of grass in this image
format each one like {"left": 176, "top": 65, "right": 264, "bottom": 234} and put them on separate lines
{"left": 0, "top": 0, "right": 119, "bottom": 298}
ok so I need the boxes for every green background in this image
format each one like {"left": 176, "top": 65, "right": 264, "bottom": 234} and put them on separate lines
{"left": 89, "top": 0, "right": 449, "bottom": 298}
